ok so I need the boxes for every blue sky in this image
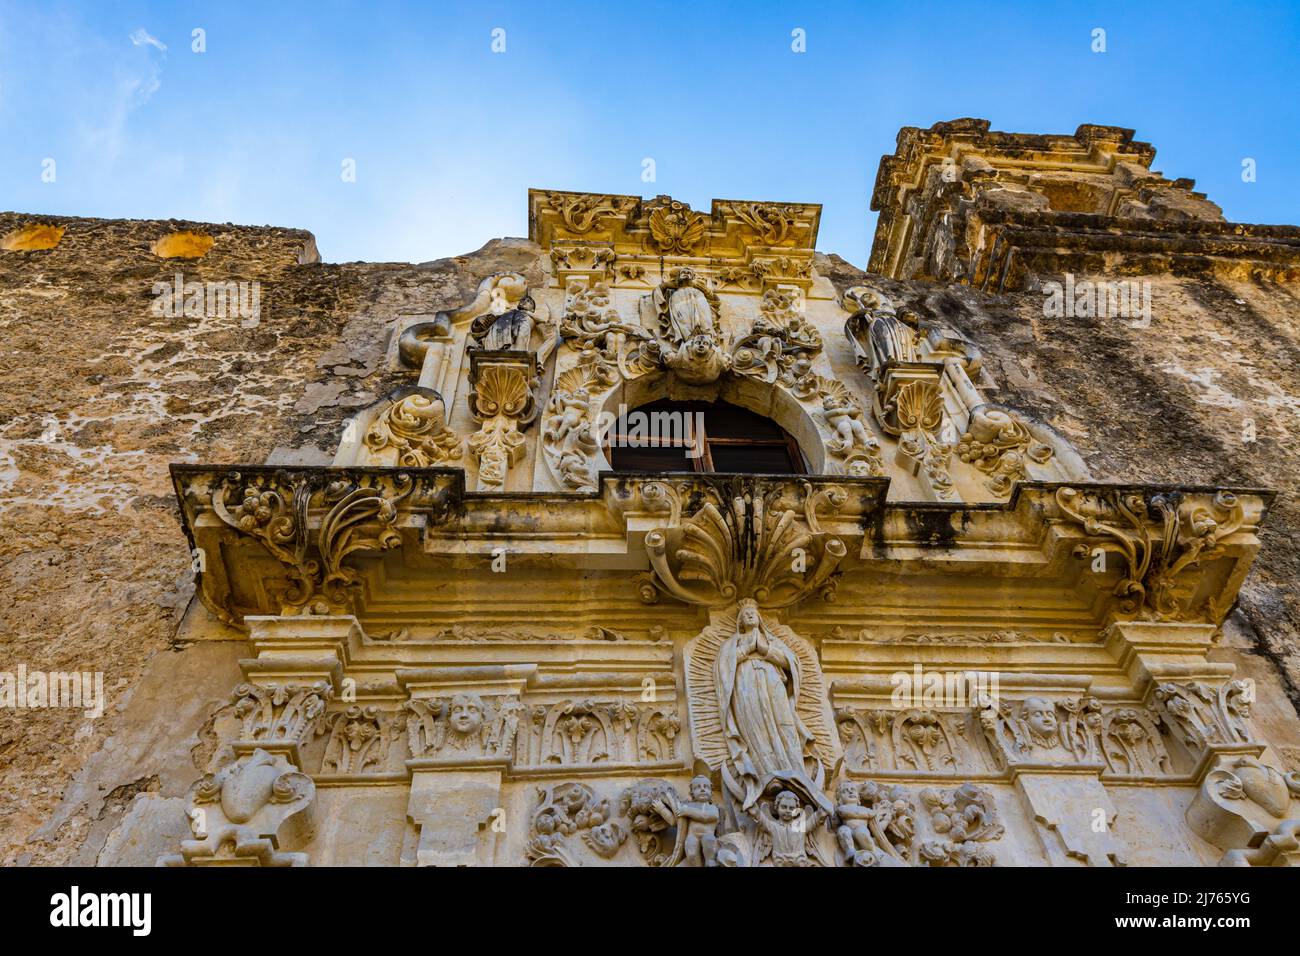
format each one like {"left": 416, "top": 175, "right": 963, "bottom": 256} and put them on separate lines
{"left": 2, "top": 1, "right": 1297, "bottom": 264}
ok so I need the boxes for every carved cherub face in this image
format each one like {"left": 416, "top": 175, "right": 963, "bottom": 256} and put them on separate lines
{"left": 775, "top": 791, "right": 801, "bottom": 822}
{"left": 448, "top": 693, "right": 485, "bottom": 736}
{"left": 836, "top": 781, "right": 859, "bottom": 805}
{"left": 689, "top": 776, "right": 713, "bottom": 802}
{"left": 686, "top": 334, "right": 715, "bottom": 357}
{"left": 1022, "top": 698, "right": 1058, "bottom": 738}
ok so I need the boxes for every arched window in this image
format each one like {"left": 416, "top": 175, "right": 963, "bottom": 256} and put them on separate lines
{"left": 603, "top": 399, "right": 806, "bottom": 474}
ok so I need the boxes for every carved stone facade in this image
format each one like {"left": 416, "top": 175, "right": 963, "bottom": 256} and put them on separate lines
{"left": 4, "top": 120, "right": 1300, "bottom": 867}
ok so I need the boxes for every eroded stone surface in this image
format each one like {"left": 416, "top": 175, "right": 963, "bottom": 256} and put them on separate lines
{"left": 2, "top": 121, "right": 1299, "bottom": 867}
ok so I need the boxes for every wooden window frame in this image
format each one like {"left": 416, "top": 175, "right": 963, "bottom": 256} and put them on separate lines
{"left": 603, "top": 403, "right": 806, "bottom": 475}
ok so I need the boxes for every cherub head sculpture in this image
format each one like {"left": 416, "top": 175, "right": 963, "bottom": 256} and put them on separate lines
{"left": 689, "top": 775, "right": 714, "bottom": 803}
{"left": 445, "top": 692, "right": 487, "bottom": 748}
{"left": 1021, "top": 697, "right": 1059, "bottom": 746}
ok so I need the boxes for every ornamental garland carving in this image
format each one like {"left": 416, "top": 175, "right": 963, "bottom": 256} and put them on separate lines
{"left": 526, "top": 782, "right": 616, "bottom": 866}
{"left": 730, "top": 288, "right": 822, "bottom": 389}
{"left": 1056, "top": 487, "right": 1245, "bottom": 621}
{"left": 540, "top": 358, "right": 620, "bottom": 493}
{"left": 559, "top": 278, "right": 648, "bottom": 361}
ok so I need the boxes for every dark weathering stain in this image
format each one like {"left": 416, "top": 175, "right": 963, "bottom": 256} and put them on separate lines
{"left": 902, "top": 508, "right": 970, "bottom": 548}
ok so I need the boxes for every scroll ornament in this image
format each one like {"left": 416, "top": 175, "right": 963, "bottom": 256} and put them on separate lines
{"left": 1056, "top": 487, "right": 1245, "bottom": 621}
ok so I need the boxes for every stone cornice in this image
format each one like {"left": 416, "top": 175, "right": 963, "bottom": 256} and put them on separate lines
{"left": 528, "top": 189, "right": 821, "bottom": 266}
{"left": 171, "top": 464, "right": 1273, "bottom": 634}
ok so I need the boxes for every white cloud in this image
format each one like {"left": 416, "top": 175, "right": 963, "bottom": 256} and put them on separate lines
{"left": 128, "top": 28, "right": 167, "bottom": 53}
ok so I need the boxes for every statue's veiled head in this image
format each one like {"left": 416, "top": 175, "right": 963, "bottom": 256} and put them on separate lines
{"left": 736, "top": 599, "right": 762, "bottom": 631}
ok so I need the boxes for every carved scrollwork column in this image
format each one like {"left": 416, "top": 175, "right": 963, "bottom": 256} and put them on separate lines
{"left": 466, "top": 351, "right": 539, "bottom": 492}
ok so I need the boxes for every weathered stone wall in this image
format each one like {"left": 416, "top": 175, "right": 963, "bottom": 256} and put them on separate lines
{"left": 2, "top": 207, "right": 1298, "bottom": 865}
{"left": 0, "top": 213, "right": 546, "bottom": 864}
{"left": 819, "top": 253, "right": 1300, "bottom": 735}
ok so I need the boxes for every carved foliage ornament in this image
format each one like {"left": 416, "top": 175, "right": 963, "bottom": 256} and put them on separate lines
{"left": 1056, "top": 487, "right": 1245, "bottom": 621}
{"left": 363, "top": 390, "right": 461, "bottom": 468}
{"left": 728, "top": 201, "right": 799, "bottom": 245}
{"left": 731, "top": 288, "right": 822, "bottom": 390}
{"left": 541, "top": 358, "right": 620, "bottom": 493}
{"left": 956, "top": 404, "right": 1052, "bottom": 498}
{"left": 1151, "top": 680, "right": 1254, "bottom": 755}
{"left": 547, "top": 192, "right": 636, "bottom": 235}
{"left": 210, "top": 470, "right": 413, "bottom": 612}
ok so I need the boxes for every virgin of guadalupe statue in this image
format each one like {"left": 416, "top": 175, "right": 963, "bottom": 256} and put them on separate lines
{"left": 714, "top": 600, "right": 824, "bottom": 811}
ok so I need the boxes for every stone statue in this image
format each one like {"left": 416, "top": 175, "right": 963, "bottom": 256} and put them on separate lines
{"left": 654, "top": 774, "right": 721, "bottom": 867}
{"left": 714, "top": 599, "right": 822, "bottom": 810}
{"left": 842, "top": 286, "right": 920, "bottom": 375}
{"left": 833, "top": 780, "right": 881, "bottom": 865}
{"left": 756, "top": 789, "right": 825, "bottom": 866}
{"left": 470, "top": 293, "right": 536, "bottom": 352}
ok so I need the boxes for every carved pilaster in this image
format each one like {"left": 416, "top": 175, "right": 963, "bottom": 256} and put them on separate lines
{"left": 466, "top": 351, "right": 539, "bottom": 492}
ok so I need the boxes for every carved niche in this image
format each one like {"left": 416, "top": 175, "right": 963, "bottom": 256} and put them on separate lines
{"left": 684, "top": 601, "right": 840, "bottom": 814}
{"left": 466, "top": 353, "right": 539, "bottom": 492}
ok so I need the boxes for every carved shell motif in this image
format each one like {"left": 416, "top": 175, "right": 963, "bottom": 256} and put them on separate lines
{"left": 647, "top": 201, "right": 708, "bottom": 256}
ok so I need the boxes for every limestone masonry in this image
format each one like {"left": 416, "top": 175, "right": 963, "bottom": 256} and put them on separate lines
{"left": 2, "top": 119, "right": 1299, "bottom": 866}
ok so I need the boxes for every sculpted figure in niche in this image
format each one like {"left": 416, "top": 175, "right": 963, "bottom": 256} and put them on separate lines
{"left": 715, "top": 600, "right": 822, "bottom": 811}
{"left": 471, "top": 291, "right": 536, "bottom": 352}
